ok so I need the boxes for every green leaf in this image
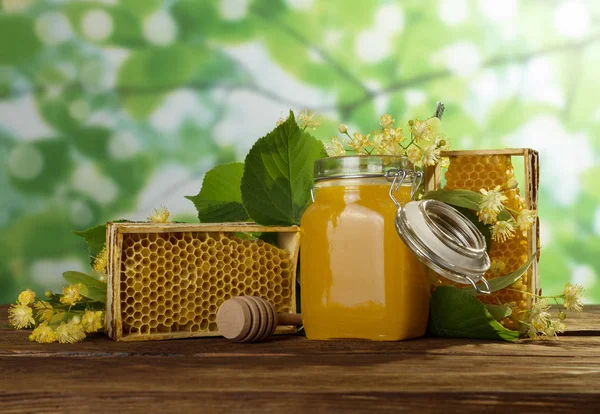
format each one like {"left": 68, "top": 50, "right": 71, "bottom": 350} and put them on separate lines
{"left": 0, "top": 15, "right": 40, "bottom": 65}
{"left": 465, "top": 253, "right": 537, "bottom": 294}
{"left": 423, "top": 189, "right": 481, "bottom": 210}
{"left": 241, "top": 110, "right": 327, "bottom": 225}
{"left": 185, "top": 163, "right": 248, "bottom": 222}
{"left": 78, "top": 285, "right": 106, "bottom": 303}
{"left": 73, "top": 224, "right": 106, "bottom": 266}
{"left": 73, "top": 220, "right": 129, "bottom": 266}
{"left": 62, "top": 272, "right": 106, "bottom": 303}
{"left": 428, "top": 285, "right": 520, "bottom": 342}
{"left": 62, "top": 271, "right": 106, "bottom": 291}
{"left": 484, "top": 303, "right": 512, "bottom": 321}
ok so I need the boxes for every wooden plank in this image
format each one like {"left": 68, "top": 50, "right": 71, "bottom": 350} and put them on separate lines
{"left": 0, "top": 306, "right": 599, "bottom": 412}
{"left": 112, "top": 222, "right": 300, "bottom": 234}
{"left": 441, "top": 148, "right": 527, "bottom": 157}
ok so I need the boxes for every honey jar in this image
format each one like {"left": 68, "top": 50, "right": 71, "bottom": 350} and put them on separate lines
{"left": 300, "top": 156, "right": 491, "bottom": 341}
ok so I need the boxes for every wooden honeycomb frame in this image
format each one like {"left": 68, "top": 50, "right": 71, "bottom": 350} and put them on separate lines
{"left": 425, "top": 148, "right": 540, "bottom": 304}
{"left": 106, "top": 223, "right": 300, "bottom": 341}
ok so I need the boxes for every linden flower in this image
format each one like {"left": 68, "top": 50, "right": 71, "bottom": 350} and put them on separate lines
{"left": 544, "top": 320, "right": 567, "bottom": 338}
{"left": 477, "top": 208, "right": 498, "bottom": 225}
{"left": 8, "top": 304, "right": 35, "bottom": 329}
{"left": 82, "top": 310, "right": 104, "bottom": 333}
{"left": 34, "top": 301, "right": 54, "bottom": 323}
{"left": 93, "top": 245, "right": 108, "bottom": 274}
{"left": 406, "top": 146, "right": 422, "bottom": 166}
{"left": 383, "top": 126, "right": 405, "bottom": 144}
{"left": 30, "top": 322, "right": 56, "bottom": 344}
{"left": 17, "top": 289, "right": 36, "bottom": 306}
{"left": 409, "top": 118, "right": 431, "bottom": 140}
{"left": 419, "top": 145, "right": 441, "bottom": 167}
{"left": 275, "top": 116, "right": 287, "bottom": 126}
{"left": 55, "top": 322, "right": 86, "bottom": 344}
{"left": 563, "top": 283, "right": 584, "bottom": 312}
{"left": 490, "top": 259, "right": 506, "bottom": 276}
{"left": 479, "top": 186, "right": 507, "bottom": 214}
{"left": 60, "top": 284, "right": 82, "bottom": 306}
{"left": 491, "top": 220, "right": 515, "bottom": 243}
{"left": 298, "top": 109, "right": 322, "bottom": 130}
{"left": 338, "top": 123, "right": 348, "bottom": 134}
{"left": 527, "top": 298, "right": 552, "bottom": 339}
{"left": 325, "top": 136, "right": 346, "bottom": 157}
{"left": 516, "top": 209, "right": 536, "bottom": 235}
{"left": 379, "top": 114, "right": 395, "bottom": 129}
{"left": 377, "top": 140, "right": 403, "bottom": 156}
{"left": 348, "top": 132, "right": 370, "bottom": 154}
{"left": 148, "top": 206, "right": 170, "bottom": 223}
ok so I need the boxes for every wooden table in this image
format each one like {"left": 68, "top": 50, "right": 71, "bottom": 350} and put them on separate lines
{"left": 1, "top": 305, "right": 599, "bottom": 413}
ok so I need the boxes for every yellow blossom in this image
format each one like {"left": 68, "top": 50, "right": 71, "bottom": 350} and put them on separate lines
{"left": 348, "top": 132, "right": 370, "bottom": 154}
{"left": 544, "top": 320, "right": 566, "bottom": 338}
{"left": 516, "top": 209, "right": 536, "bottom": 235}
{"left": 418, "top": 145, "right": 441, "bottom": 167}
{"left": 82, "top": 310, "right": 104, "bottom": 333}
{"left": 563, "top": 283, "right": 584, "bottom": 312}
{"left": 148, "top": 206, "right": 170, "bottom": 223}
{"left": 406, "top": 146, "right": 422, "bottom": 166}
{"left": 406, "top": 144, "right": 439, "bottom": 168}
{"left": 409, "top": 118, "right": 431, "bottom": 140}
{"left": 60, "top": 284, "right": 82, "bottom": 306}
{"left": 93, "top": 245, "right": 108, "bottom": 275}
{"left": 55, "top": 322, "right": 86, "bottom": 344}
{"left": 490, "top": 260, "right": 506, "bottom": 276}
{"left": 31, "top": 323, "right": 56, "bottom": 344}
{"left": 479, "top": 186, "right": 507, "bottom": 214}
{"left": 34, "top": 301, "right": 55, "bottom": 323}
{"left": 298, "top": 109, "right": 322, "bottom": 130}
{"left": 8, "top": 304, "right": 35, "bottom": 329}
{"left": 477, "top": 208, "right": 498, "bottom": 225}
{"left": 17, "top": 289, "right": 36, "bottom": 306}
{"left": 491, "top": 220, "right": 515, "bottom": 243}
{"left": 276, "top": 116, "right": 287, "bottom": 126}
{"left": 325, "top": 136, "right": 346, "bottom": 157}
{"left": 527, "top": 298, "right": 552, "bottom": 339}
{"left": 383, "top": 127, "right": 405, "bottom": 144}
{"left": 338, "top": 123, "right": 348, "bottom": 134}
{"left": 379, "top": 114, "right": 395, "bottom": 129}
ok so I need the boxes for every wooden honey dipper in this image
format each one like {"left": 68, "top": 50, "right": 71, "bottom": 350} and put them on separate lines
{"left": 216, "top": 296, "right": 302, "bottom": 343}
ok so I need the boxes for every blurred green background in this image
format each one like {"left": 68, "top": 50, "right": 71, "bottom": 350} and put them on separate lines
{"left": 0, "top": 0, "right": 598, "bottom": 304}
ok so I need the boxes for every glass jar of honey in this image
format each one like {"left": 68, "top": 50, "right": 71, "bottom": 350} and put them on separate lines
{"left": 300, "top": 155, "right": 491, "bottom": 341}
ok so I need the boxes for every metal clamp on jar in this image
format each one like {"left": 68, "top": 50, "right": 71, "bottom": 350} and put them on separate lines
{"left": 386, "top": 169, "right": 491, "bottom": 294}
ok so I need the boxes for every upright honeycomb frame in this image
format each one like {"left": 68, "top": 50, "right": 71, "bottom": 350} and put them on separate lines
{"left": 425, "top": 148, "right": 540, "bottom": 308}
{"left": 106, "top": 223, "right": 300, "bottom": 341}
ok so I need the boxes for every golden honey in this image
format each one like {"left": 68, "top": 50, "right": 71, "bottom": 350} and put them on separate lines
{"left": 300, "top": 171, "right": 430, "bottom": 341}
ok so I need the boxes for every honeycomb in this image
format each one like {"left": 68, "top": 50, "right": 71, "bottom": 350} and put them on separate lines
{"left": 444, "top": 154, "right": 531, "bottom": 328}
{"left": 107, "top": 226, "right": 298, "bottom": 341}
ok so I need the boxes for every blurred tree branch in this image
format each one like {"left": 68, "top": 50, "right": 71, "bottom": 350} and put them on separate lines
{"left": 7, "top": 35, "right": 600, "bottom": 120}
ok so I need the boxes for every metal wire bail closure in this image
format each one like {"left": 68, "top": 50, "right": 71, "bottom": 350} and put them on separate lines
{"left": 386, "top": 169, "right": 492, "bottom": 295}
